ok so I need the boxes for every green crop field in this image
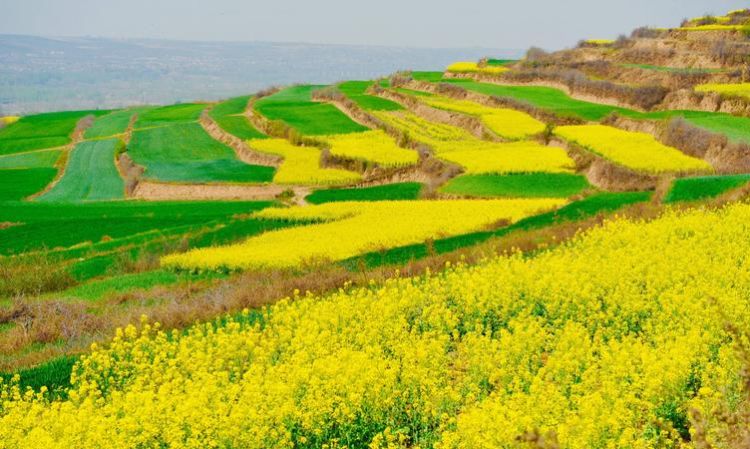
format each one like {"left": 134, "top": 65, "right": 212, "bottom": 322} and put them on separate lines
{"left": 0, "top": 110, "right": 107, "bottom": 155}
{"left": 211, "top": 96, "right": 251, "bottom": 117}
{"left": 338, "top": 81, "right": 403, "bottom": 111}
{"left": 411, "top": 71, "right": 446, "bottom": 82}
{"left": 85, "top": 110, "right": 134, "bottom": 139}
{"left": 209, "top": 95, "right": 266, "bottom": 139}
{"left": 254, "top": 85, "right": 369, "bottom": 135}
{"left": 129, "top": 122, "right": 275, "bottom": 182}
{"left": 38, "top": 139, "right": 125, "bottom": 202}
{"left": 215, "top": 115, "right": 266, "bottom": 139}
{"left": 134, "top": 103, "right": 206, "bottom": 129}
{"left": 0, "top": 150, "right": 61, "bottom": 169}
{"left": 306, "top": 182, "right": 423, "bottom": 204}
{"left": 441, "top": 173, "right": 589, "bottom": 198}
{"left": 0, "top": 168, "right": 57, "bottom": 201}
{"left": 0, "top": 200, "right": 273, "bottom": 256}
{"left": 665, "top": 174, "right": 750, "bottom": 203}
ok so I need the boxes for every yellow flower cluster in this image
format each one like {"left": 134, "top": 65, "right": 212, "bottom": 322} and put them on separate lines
{"left": 695, "top": 82, "right": 750, "bottom": 99}
{"left": 418, "top": 95, "right": 546, "bottom": 140}
{"left": 248, "top": 138, "right": 361, "bottom": 185}
{"left": 161, "top": 199, "right": 564, "bottom": 270}
{"left": 373, "top": 111, "right": 575, "bottom": 174}
{"left": 583, "top": 39, "right": 615, "bottom": 45}
{"left": 4, "top": 203, "right": 750, "bottom": 448}
{"left": 446, "top": 61, "right": 508, "bottom": 75}
{"left": 1, "top": 116, "right": 20, "bottom": 125}
{"left": 555, "top": 124, "right": 713, "bottom": 174}
{"left": 322, "top": 130, "right": 419, "bottom": 167}
{"left": 680, "top": 24, "right": 746, "bottom": 31}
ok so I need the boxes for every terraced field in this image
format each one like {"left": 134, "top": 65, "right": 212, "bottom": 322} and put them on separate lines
{"left": 0, "top": 110, "right": 106, "bottom": 155}
{"left": 555, "top": 125, "right": 713, "bottom": 173}
{"left": 7, "top": 8, "right": 750, "bottom": 446}
{"left": 248, "top": 138, "right": 361, "bottom": 185}
{"left": 130, "top": 123, "right": 275, "bottom": 183}
{"left": 254, "top": 85, "right": 369, "bottom": 135}
{"left": 210, "top": 96, "right": 266, "bottom": 140}
{"left": 38, "top": 139, "right": 125, "bottom": 202}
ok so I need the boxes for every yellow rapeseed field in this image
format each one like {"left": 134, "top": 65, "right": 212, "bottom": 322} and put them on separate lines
{"left": 373, "top": 111, "right": 575, "bottom": 174}
{"left": 418, "top": 95, "right": 545, "bottom": 140}
{"left": 446, "top": 61, "right": 508, "bottom": 75}
{"left": 248, "top": 138, "right": 361, "bottom": 185}
{"left": 583, "top": 39, "right": 615, "bottom": 45}
{"left": 322, "top": 130, "right": 419, "bottom": 167}
{"left": 555, "top": 124, "right": 713, "bottom": 174}
{"left": 4, "top": 203, "right": 750, "bottom": 447}
{"left": 0, "top": 116, "right": 20, "bottom": 125}
{"left": 438, "top": 141, "right": 576, "bottom": 174}
{"left": 161, "top": 199, "right": 564, "bottom": 270}
{"left": 695, "top": 82, "right": 750, "bottom": 99}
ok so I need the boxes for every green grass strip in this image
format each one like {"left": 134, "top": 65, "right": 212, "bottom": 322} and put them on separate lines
{"left": 306, "top": 182, "right": 424, "bottom": 204}
{"left": 38, "top": 139, "right": 125, "bottom": 202}
{"left": 665, "top": 174, "right": 750, "bottom": 203}
{"left": 441, "top": 173, "right": 589, "bottom": 198}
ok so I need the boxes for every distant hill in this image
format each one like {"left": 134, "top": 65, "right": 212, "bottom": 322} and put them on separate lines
{"left": 0, "top": 34, "right": 521, "bottom": 114}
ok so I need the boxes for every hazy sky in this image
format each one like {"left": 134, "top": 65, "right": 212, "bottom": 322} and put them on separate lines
{"left": 0, "top": 0, "right": 746, "bottom": 49}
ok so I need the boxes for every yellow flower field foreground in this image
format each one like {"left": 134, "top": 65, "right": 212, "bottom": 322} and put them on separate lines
{"left": 555, "top": 124, "right": 713, "bottom": 174}
{"left": 373, "top": 111, "right": 575, "bottom": 174}
{"left": 248, "top": 138, "right": 361, "bottom": 185}
{"left": 418, "top": 95, "right": 546, "bottom": 140}
{"left": 322, "top": 130, "right": 418, "bottom": 167}
{"left": 162, "top": 199, "right": 564, "bottom": 270}
{"left": 5, "top": 203, "right": 750, "bottom": 448}
{"left": 446, "top": 61, "right": 508, "bottom": 75}
{"left": 695, "top": 82, "right": 750, "bottom": 99}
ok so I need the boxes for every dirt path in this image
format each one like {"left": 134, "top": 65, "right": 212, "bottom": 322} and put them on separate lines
{"left": 200, "top": 109, "right": 281, "bottom": 167}
{"left": 133, "top": 181, "right": 311, "bottom": 203}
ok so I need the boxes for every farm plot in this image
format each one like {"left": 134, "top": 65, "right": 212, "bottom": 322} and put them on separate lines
{"left": 372, "top": 111, "right": 574, "bottom": 174}
{"left": 0, "top": 201, "right": 273, "bottom": 256}
{"left": 248, "top": 138, "right": 361, "bottom": 185}
{"left": 416, "top": 94, "right": 546, "bottom": 140}
{"left": 210, "top": 96, "right": 266, "bottom": 140}
{"left": 664, "top": 174, "right": 750, "bottom": 203}
{"left": 254, "top": 85, "right": 369, "bottom": 135}
{"left": 555, "top": 125, "right": 713, "bottom": 174}
{"left": 134, "top": 103, "right": 206, "bottom": 129}
{"left": 444, "top": 79, "right": 750, "bottom": 143}
{"left": 338, "top": 81, "right": 403, "bottom": 111}
{"left": 695, "top": 82, "right": 750, "bottom": 99}
{"left": 85, "top": 110, "right": 135, "bottom": 139}
{"left": 38, "top": 139, "right": 125, "bottom": 202}
{"left": 129, "top": 123, "right": 275, "bottom": 183}
{"left": 306, "top": 182, "right": 423, "bottom": 204}
{"left": 0, "top": 150, "right": 61, "bottom": 169}
{"left": 0, "top": 110, "right": 106, "bottom": 155}
{"left": 441, "top": 173, "right": 589, "bottom": 198}
{"left": 446, "top": 61, "right": 508, "bottom": 75}
{"left": 0, "top": 168, "right": 57, "bottom": 201}
{"left": 162, "top": 198, "right": 565, "bottom": 270}
{"left": 322, "top": 130, "right": 418, "bottom": 167}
